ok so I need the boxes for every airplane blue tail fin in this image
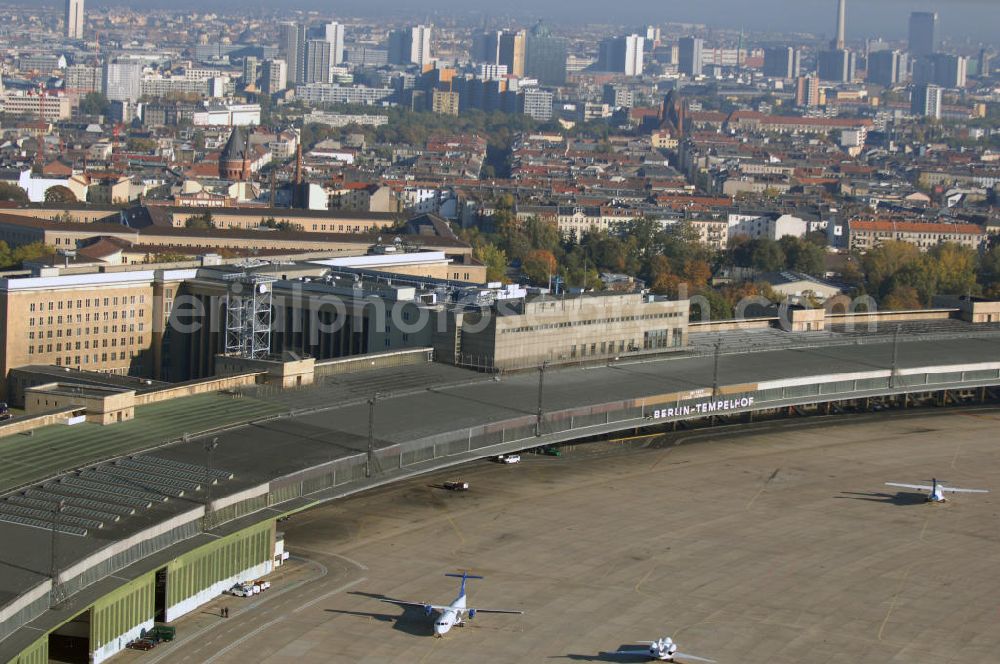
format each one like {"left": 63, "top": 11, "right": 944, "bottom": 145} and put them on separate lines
{"left": 445, "top": 572, "right": 483, "bottom": 596}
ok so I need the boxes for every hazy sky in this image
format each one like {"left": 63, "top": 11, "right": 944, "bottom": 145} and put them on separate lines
{"left": 91, "top": 0, "right": 999, "bottom": 45}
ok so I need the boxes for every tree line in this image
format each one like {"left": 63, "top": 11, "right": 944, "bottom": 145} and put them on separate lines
{"left": 463, "top": 201, "right": 1000, "bottom": 316}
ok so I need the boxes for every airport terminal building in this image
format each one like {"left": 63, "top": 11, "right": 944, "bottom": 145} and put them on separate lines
{"left": 435, "top": 293, "right": 690, "bottom": 370}
{"left": 1, "top": 255, "right": 692, "bottom": 399}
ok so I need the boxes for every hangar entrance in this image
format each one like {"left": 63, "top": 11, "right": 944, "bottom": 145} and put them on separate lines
{"left": 154, "top": 567, "right": 168, "bottom": 623}
{"left": 48, "top": 609, "right": 90, "bottom": 663}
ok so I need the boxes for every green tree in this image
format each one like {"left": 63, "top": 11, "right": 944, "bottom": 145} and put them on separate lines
{"left": 692, "top": 288, "right": 734, "bottom": 321}
{"left": 750, "top": 239, "right": 786, "bottom": 272}
{"left": 152, "top": 252, "right": 191, "bottom": 263}
{"left": 0, "top": 182, "right": 28, "bottom": 204}
{"left": 0, "top": 240, "right": 13, "bottom": 268}
{"left": 8, "top": 242, "right": 54, "bottom": 267}
{"left": 44, "top": 185, "right": 77, "bottom": 203}
{"left": 126, "top": 137, "right": 158, "bottom": 152}
{"left": 980, "top": 244, "right": 1000, "bottom": 297}
{"left": 79, "top": 92, "right": 110, "bottom": 117}
{"left": 888, "top": 259, "right": 938, "bottom": 305}
{"left": 474, "top": 242, "right": 508, "bottom": 283}
{"left": 585, "top": 231, "right": 634, "bottom": 274}
{"left": 260, "top": 218, "right": 304, "bottom": 232}
{"left": 861, "top": 241, "right": 921, "bottom": 297}
{"left": 185, "top": 212, "right": 215, "bottom": 229}
{"left": 779, "top": 236, "right": 825, "bottom": 276}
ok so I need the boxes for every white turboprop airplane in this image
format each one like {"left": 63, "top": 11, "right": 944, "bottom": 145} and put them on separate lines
{"left": 885, "top": 478, "right": 989, "bottom": 503}
{"left": 379, "top": 572, "right": 523, "bottom": 637}
{"left": 615, "top": 636, "right": 715, "bottom": 662}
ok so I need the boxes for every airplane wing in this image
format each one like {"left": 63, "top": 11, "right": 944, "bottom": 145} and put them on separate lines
{"left": 674, "top": 653, "right": 717, "bottom": 663}
{"left": 941, "top": 487, "right": 989, "bottom": 494}
{"left": 468, "top": 606, "right": 524, "bottom": 615}
{"left": 612, "top": 649, "right": 653, "bottom": 656}
{"left": 378, "top": 598, "right": 451, "bottom": 612}
{"left": 885, "top": 482, "right": 933, "bottom": 491}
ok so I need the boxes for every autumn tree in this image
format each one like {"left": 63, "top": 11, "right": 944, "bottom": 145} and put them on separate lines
{"left": 681, "top": 259, "right": 712, "bottom": 290}
{"left": 929, "top": 242, "right": 977, "bottom": 296}
{"left": 649, "top": 255, "right": 680, "bottom": 296}
{"left": 522, "top": 249, "right": 557, "bottom": 285}
{"left": 882, "top": 285, "right": 923, "bottom": 310}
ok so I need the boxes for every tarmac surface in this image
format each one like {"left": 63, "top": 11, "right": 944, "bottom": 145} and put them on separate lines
{"left": 131, "top": 407, "right": 1000, "bottom": 664}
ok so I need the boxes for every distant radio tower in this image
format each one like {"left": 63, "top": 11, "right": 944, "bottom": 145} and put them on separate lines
{"left": 833, "top": 0, "right": 846, "bottom": 50}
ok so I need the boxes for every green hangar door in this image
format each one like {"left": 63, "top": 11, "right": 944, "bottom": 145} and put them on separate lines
{"left": 88, "top": 573, "right": 156, "bottom": 664}
{"left": 47, "top": 610, "right": 91, "bottom": 664}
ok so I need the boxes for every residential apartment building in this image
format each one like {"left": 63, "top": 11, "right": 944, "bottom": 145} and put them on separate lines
{"left": 763, "top": 47, "right": 800, "bottom": 79}
{"left": 0, "top": 92, "right": 71, "bottom": 121}
{"left": 556, "top": 206, "right": 637, "bottom": 240}
{"left": 103, "top": 61, "right": 143, "bottom": 103}
{"left": 686, "top": 218, "right": 729, "bottom": 251}
{"left": 296, "top": 84, "right": 394, "bottom": 106}
{"left": 431, "top": 89, "right": 460, "bottom": 116}
{"left": 848, "top": 220, "right": 985, "bottom": 252}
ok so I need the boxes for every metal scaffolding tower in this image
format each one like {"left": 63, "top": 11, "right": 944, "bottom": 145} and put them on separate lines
{"left": 224, "top": 272, "right": 276, "bottom": 359}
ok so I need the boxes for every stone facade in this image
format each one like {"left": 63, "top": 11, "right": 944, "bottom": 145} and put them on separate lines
{"left": 438, "top": 293, "right": 690, "bottom": 370}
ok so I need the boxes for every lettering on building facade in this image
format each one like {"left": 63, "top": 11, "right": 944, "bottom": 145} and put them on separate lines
{"left": 651, "top": 395, "right": 755, "bottom": 419}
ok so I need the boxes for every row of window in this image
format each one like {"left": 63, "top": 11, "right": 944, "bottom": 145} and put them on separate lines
{"left": 502, "top": 311, "right": 684, "bottom": 335}
{"left": 30, "top": 311, "right": 144, "bottom": 326}
{"left": 571, "top": 339, "right": 634, "bottom": 357}
{"left": 29, "top": 295, "right": 146, "bottom": 312}
{"left": 862, "top": 232, "right": 977, "bottom": 241}
{"left": 48, "top": 351, "right": 133, "bottom": 366}
{"left": 28, "top": 337, "right": 144, "bottom": 354}
{"left": 311, "top": 224, "right": 371, "bottom": 232}
{"left": 29, "top": 324, "right": 145, "bottom": 339}
{"left": 562, "top": 329, "right": 685, "bottom": 359}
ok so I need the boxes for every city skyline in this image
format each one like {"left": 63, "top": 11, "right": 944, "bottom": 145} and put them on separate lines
{"left": 72, "top": 0, "right": 1000, "bottom": 44}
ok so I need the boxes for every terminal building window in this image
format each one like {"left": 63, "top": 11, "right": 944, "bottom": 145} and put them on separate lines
{"left": 644, "top": 329, "right": 670, "bottom": 350}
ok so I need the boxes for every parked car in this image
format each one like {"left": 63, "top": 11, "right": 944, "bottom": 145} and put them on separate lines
{"left": 443, "top": 481, "right": 469, "bottom": 491}
{"left": 254, "top": 579, "right": 271, "bottom": 591}
{"left": 501, "top": 454, "right": 521, "bottom": 464}
{"left": 540, "top": 446, "right": 562, "bottom": 457}
{"left": 127, "top": 639, "right": 156, "bottom": 651}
